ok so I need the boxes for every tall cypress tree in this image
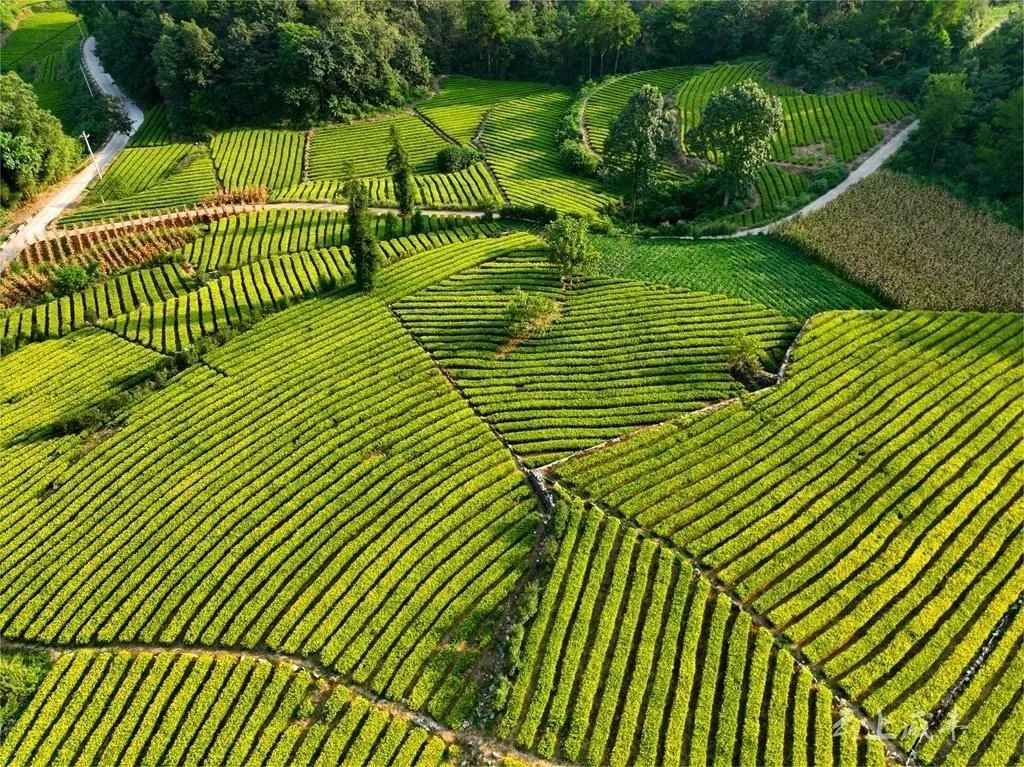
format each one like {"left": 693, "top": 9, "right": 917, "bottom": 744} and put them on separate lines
{"left": 387, "top": 125, "right": 415, "bottom": 217}
{"left": 346, "top": 181, "right": 381, "bottom": 292}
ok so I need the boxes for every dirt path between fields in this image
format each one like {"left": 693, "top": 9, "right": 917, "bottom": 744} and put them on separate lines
{"left": 0, "top": 636, "right": 561, "bottom": 767}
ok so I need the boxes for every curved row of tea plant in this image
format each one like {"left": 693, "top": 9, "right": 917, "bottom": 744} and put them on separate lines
{"left": 309, "top": 114, "right": 449, "bottom": 180}
{"left": 591, "top": 235, "right": 880, "bottom": 321}
{"left": 480, "top": 90, "right": 617, "bottom": 217}
{"left": 417, "top": 76, "right": 551, "bottom": 145}
{"left": 394, "top": 249, "right": 798, "bottom": 465}
{"left": 107, "top": 228, "right": 510, "bottom": 353}
{"left": 126, "top": 105, "right": 172, "bottom": 147}
{"left": 676, "top": 60, "right": 911, "bottom": 164}
{"left": 211, "top": 129, "right": 306, "bottom": 190}
{"left": 557, "top": 309, "right": 1023, "bottom": 756}
{"left": 84, "top": 145, "right": 203, "bottom": 204}
{"left": 274, "top": 164, "right": 502, "bottom": 210}
{"left": 179, "top": 208, "right": 488, "bottom": 272}
{"left": 60, "top": 151, "right": 219, "bottom": 226}
{"left": 499, "top": 495, "right": 887, "bottom": 767}
{"left": 584, "top": 67, "right": 697, "bottom": 153}
{"left": 2, "top": 262, "right": 192, "bottom": 348}
{"left": 0, "top": 330, "right": 166, "bottom": 527}
{"left": 0, "top": 648, "right": 457, "bottom": 767}
{"left": 0, "top": 239, "right": 542, "bottom": 724}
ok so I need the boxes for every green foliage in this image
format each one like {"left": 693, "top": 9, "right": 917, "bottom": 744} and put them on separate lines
{"left": 347, "top": 182, "right": 383, "bottom": 292}
{"left": 0, "top": 650, "right": 50, "bottom": 735}
{"left": 894, "top": 16, "right": 1023, "bottom": 224}
{"left": 49, "top": 264, "right": 91, "bottom": 296}
{"left": 502, "top": 288, "right": 557, "bottom": 337}
{"left": 0, "top": 71, "right": 79, "bottom": 209}
{"left": 544, "top": 215, "right": 597, "bottom": 286}
{"left": 394, "top": 161, "right": 415, "bottom": 217}
{"left": 601, "top": 84, "right": 676, "bottom": 220}
{"left": 917, "top": 73, "right": 973, "bottom": 162}
{"left": 725, "top": 332, "right": 770, "bottom": 389}
{"left": 82, "top": 1, "right": 432, "bottom": 128}
{"left": 558, "top": 138, "right": 599, "bottom": 177}
{"left": 685, "top": 79, "right": 783, "bottom": 205}
{"left": 436, "top": 144, "right": 480, "bottom": 173}
{"left": 387, "top": 125, "right": 415, "bottom": 216}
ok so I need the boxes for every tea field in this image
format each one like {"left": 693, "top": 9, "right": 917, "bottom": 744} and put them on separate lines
{"left": 1, "top": 30, "right": 1020, "bottom": 767}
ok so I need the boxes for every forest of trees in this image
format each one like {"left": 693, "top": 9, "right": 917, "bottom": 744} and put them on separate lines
{"left": 894, "top": 15, "right": 1023, "bottom": 224}
{"left": 71, "top": 0, "right": 433, "bottom": 133}
{"left": 7, "top": 0, "right": 1019, "bottom": 222}
{"left": 75, "top": 0, "right": 1003, "bottom": 135}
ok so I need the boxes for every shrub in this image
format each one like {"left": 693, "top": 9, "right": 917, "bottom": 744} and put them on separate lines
{"left": 50, "top": 264, "right": 90, "bottom": 295}
{"left": 726, "top": 333, "right": 773, "bottom": 389}
{"left": 436, "top": 145, "right": 481, "bottom": 173}
{"left": 503, "top": 288, "right": 557, "bottom": 337}
{"left": 0, "top": 651, "right": 50, "bottom": 732}
{"left": 559, "top": 139, "right": 599, "bottom": 177}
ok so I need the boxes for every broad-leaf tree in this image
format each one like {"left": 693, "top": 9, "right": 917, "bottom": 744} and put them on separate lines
{"left": 387, "top": 125, "right": 415, "bottom": 216}
{"left": 0, "top": 73, "right": 79, "bottom": 209}
{"left": 544, "top": 215, "right": 596, "bottom": 287}
{"left": 917, "top": 72, "right": 972, "bottom": 164}
{"left": 602, "top": 85, "right": 677, "bottom": 222}
{"left": 686, "top": 79, "right": 783, "bottom": 206}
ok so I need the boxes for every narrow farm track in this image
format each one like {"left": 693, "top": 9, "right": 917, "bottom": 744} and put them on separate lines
{"left": 0, "top": 638, "right": 562, "bottom": 767}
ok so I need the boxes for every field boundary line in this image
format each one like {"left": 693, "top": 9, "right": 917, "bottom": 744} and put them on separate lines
{"left": 0, "top": 637, "right": 563, "bottom": 767}
{"left": 385, "top": 303, "right": 553, "bottom": 514}
{"left": 412, "top": 107, "right": 460, "bottom": 146}
{"left": 542, "top": 481, "right": 914, "bottom": 766}
{"left": 471, "top": 109, "right": 513, "bottom": 206}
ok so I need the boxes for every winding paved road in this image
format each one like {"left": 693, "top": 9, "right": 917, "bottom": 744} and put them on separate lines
{"left": 0, "top": 37, "right": 144, "bottom": 266}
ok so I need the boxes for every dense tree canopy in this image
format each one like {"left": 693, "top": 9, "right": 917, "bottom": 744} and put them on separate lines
{"left": 894, "top": 15, "right": 1023, "bottom": 225}
{"left": 73, "top": 0, "right": 433, "bottom": 133}
{"left": 602, "top": 85, "right": 677, "bottom": 221}
{"left": 0, "top": 73, "right": 79, "bottom": 209}
{"left": 686, "top": 80, "right": 784, "bottom": 205}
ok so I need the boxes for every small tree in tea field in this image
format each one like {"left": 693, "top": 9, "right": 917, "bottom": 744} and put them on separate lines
{"left": 387, "top": 125, "right": 415, "bottom": 216}
{"left": 544, "top": 215, "right": 597, "bottom": 287}
{"left": 346, "top": 181, "right": 382, "bottom": 292}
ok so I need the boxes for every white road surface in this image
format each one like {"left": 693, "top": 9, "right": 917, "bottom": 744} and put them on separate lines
{"left": 0, "top": 37, "right": 144, "bottom": 266}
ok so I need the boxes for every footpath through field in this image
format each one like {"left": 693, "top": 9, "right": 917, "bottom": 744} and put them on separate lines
{"left": 0, "top": 37, "right": 145, "bottom": 266}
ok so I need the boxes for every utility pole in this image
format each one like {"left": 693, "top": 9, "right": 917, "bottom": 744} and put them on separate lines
{"left": 81, "top": 132, "right": 105, "bottom": 202}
